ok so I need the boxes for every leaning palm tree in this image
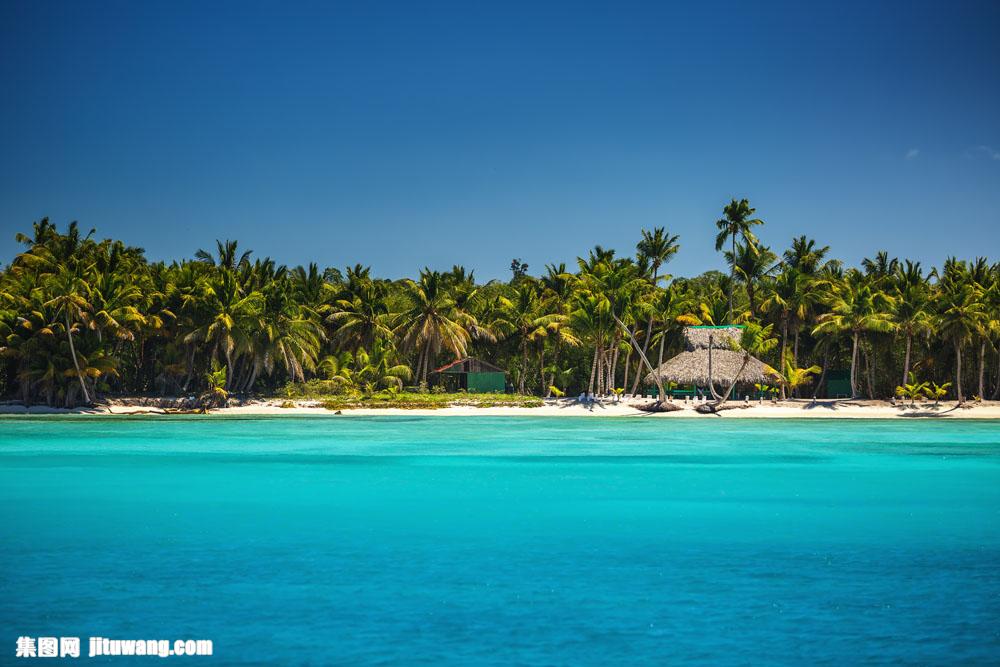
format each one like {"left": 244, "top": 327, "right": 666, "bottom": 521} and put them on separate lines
{"left": 812, "top": 271, "right": 896, "bottom": 399}
{"left": 42, "top": 268, "right": 93, "bottom": 404}
{"left": 711, "top": 322, "right": 778, "bottom": 408}
{"left": 715, "top": 199, "right": 765, "bottom": 321}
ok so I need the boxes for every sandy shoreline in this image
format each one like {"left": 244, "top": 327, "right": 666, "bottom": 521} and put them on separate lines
{"left": 2, "top": 398, "right": 1000, "bottom": 419}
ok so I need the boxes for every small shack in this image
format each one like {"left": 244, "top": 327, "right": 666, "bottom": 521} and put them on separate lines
{"left": 431, "top": 358, "right": 507, "bottom": 393}
{"left": 644, "top": 325, "right": 777, "bottom": 392}
{"left": 823, "top": 370, "right": 851, "bottom": 398}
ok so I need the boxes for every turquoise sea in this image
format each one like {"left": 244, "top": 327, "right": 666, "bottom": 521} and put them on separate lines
{"left": 2, "top": 416, "right": 999, "bottom": 664}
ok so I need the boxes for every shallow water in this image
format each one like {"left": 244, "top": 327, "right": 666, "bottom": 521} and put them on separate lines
{"left": 2, "top": 416, "right": 999, "bottom": 664}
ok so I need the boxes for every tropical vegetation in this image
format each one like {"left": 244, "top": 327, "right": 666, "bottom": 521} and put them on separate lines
{"left": 2, "top": 206, "right": 998, "bottom": 407}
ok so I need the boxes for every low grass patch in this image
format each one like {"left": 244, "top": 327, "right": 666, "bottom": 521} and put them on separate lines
{"left": 318, "top": 392, "right": 544, "bottom": 411}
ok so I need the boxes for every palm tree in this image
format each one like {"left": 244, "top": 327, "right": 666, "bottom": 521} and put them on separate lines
{"left": 42, "top": 268, "right": 93, "bottom": 404}
{"left": 726, "top": 241, "right": 776, "bottom": 317}
{"left": 396, "top": 270, "right": 474, "bottom": 384}
{"left": 712, "top": 323, "right": 777, "bottom": 408}
{"left": 633, "top": 228, "right": 680, "bottom": 381}
{"left": 777, "top": 359, "right": 822, "bottom": 399}
{"left": 195, "top": 240, "right": 252, "bottom": 271}
{"left": 896, "top": 372, "right": 929, "bottom": 407}
{"left": 813, "top": 271, "right": 896, "bottom": 398}
{"left": 715, "top": 199, "right": 764, "bottom": 321}
{"left": 326, "top": 279, "right": 393, "bottom": 352}
{"left": 893, "top": 261, "right": 933, "bottom": 388}
{"left": 760, "top": 267, "right": 810, "bottom": 398}
{"left": 783, "top": 236, "right": 830, "bottom": 275}
{"left": 936, "top": 261, "right": 986, "bottom": 403}
{"left": 186, "top": 271, "right": 264, "bottom": 390}
{"left": 353, "top": 340, "right": 413, "bottom": 394}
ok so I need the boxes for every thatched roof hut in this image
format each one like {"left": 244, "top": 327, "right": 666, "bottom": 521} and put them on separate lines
{"left": 644, "top": 326, "right": 777, "bottom": 387}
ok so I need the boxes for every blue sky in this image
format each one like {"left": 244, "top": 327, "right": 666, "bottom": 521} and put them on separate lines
{"left": 1, "top": 0, "right": 998, "bottom": 280}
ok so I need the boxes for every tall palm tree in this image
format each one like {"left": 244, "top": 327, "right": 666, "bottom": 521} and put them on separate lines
{"left": 936, "top": 260, "right": 986, "bottom": 403}
{"left": 813, "top": 271, "right": 896, "bottom": 398}
{"left": 783, "top": 236, "right": 830, "bottom": 275}
{"left": 195, "top": 240, "right": 252, "bottom": 271}
{"left": 760, "top": 267, "right": 814, "bottom": 397}
{"left": 715, "top": 199, "right": 764, "bottom": 321}
{"left": 726, "top": 241, "right": 776, "bottom": 317}
{"left": 893, "top": 261, "right": 933, "bottom": 388}
{"left": 634, "top": 228, "right": 680, "bottom": 377}
{"left": 42, "top": 268, "right": 93, "bottom": 404}
{"left": 396, "top": 270, "right": 474, "bottom": 384}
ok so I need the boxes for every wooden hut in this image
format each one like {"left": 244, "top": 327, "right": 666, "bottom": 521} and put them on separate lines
{"left": 644, "top": 326, "right": 776, "bottom": 390}
{"left": 431, "top": 358, "right": 507, "bottom": 393}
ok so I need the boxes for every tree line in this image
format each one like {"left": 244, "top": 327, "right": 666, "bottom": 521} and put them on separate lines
{"left": 1, "top": 203, "right": 997, "bottom": 407}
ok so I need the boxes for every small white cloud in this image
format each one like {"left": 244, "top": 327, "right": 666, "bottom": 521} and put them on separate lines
{"left": 973, "top": 145, "right": 1000, "bottom": 160}
{"left": 904, "top": 148, "right": 919, "bottom": 160}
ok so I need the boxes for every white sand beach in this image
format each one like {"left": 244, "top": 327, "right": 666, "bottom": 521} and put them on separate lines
{"left": 5, "top": 398, "right": 1000, "bottom": 419}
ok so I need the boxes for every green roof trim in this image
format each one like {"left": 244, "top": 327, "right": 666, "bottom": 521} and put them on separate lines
{"left": 688, "top": 325, "right": 746, "bottom": 329}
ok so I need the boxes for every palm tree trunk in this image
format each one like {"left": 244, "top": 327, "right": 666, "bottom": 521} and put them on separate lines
{"left": 596, "top": 345, "right": 604, "bottom": 395}
{"left": 546, "top": 344, "right": 561, "bottom": 398}
{"left": 224, "top": 348, "right": 234, "bottom": 390}
{"left": 608, "top": 346, "right": 615, "bottom": 393}
{"left": 538, "top": 347, "right": 545, "bottom": 398}
{"left": 65, "top": 312, "right": 91, "bottom": 404}
{"left": 182, "top": 344, "right": 196, "bottom": 392}
{"left": 632, "top": 268, "right": 660, "bottom": 390}
{"left": 902, "top": 334, "right": 912, "bottom": 388}
{"left": 850, "top": 332, "right": 859, "bottom": 399}
{"left": 728, "top": 233, "right": 736, "bottom": 321}
{"left": 978, "top": 340, "right": 986, "bottom": 401}
{"left": 421, "top": 344, "right": 432, "bottom": 385}
{"left": 865, "top": 346, "right": 876, "bottom": 399}
{"left": 622, "top": 347, "right": 631, "bottom": 396}
{"left": 613, "top": 314, "right": 666, "bottom": 401}
{"left": 716, "top": 354, "right": 750, "bottom": 407}
{"left": 813, "top": 345, "right": 829, "bottom": 400}
{"left": 244, "top": 362, "right": 259, "bottom": 394}
{"left": 955, "top": 339, "right": 964, "bottom": 403}
{"left": 520, "top": 340, "right": 528, "bottom": 394}
{"left": 992, "top": 347, "right": 1000, "bottom": 400}
{"left": 587, "top": 344, "right": 598, "bottom": 395}
{"left": 779, "top": 318, "right": 788, "bottom": 400}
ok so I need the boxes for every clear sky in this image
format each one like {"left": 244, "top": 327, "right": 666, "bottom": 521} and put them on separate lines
{"left": 1, "top": 0, "right": 998, "bottom": 280}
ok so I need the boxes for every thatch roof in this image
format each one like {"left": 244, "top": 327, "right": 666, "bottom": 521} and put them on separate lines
{"left": 683, "top": 326, "right": 743, "bottom": 351}
{"left": 643, "top": 326, "right": 777, "bottom": 386}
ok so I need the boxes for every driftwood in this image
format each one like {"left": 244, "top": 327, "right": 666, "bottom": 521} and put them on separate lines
{"left": 695, "top": 401, "right": 751, "bottom": 414}
{"left": 634, "top": 400, "right": 685, "bottom": 413}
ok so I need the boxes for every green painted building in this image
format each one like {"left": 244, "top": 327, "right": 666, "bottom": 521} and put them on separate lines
{"left": 432, "top": 358, "right": 507, "bottom": 393}
{"left": 824, "top": 370, "right": 852, "bottom": 398}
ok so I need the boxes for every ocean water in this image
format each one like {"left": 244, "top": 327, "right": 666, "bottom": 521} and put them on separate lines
{"left": 1, "top": 416, "right": 999, "bottom": 665}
